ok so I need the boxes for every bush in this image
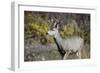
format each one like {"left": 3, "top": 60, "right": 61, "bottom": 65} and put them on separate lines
{"left": 60, "top": 20, "right": 83, "bottom": 38}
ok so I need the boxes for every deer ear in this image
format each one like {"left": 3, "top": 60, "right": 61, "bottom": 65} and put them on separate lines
{"left": 56, "top": 24, "right": 59, "bottom": 29}
{"left": 54, "top": 21, "right": 57, "bottom": 28}
{"left": 54, "top": 22, "right": 59, "bottom": 29}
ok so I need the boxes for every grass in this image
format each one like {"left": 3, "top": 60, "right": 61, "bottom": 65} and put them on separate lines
{"left": 30, "top": 44, "right": 90, "bottom": 61}
{"left": 31, "top": 50, "right": 62, "bottom": 61}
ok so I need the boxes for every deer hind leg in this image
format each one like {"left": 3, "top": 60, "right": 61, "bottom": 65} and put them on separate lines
{"left": 76, "top": 49, "right": 81, "bottom": 59}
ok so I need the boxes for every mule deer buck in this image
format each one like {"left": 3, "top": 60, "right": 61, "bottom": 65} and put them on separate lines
{"left": 47, "top": 19, "right": 84, "bottom": 59}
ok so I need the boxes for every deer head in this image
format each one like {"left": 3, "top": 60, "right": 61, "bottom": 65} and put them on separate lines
{"left": 47, "top": 18, "right": 60, "bottom": 37}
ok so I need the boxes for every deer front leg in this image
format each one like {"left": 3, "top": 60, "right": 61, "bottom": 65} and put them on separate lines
{"left": 63, "top": 51, "right": 71, "bottom": 60}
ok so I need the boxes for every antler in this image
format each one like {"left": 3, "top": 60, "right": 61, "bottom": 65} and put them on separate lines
{"left": 49, "top": 17, "right": 60, "bottom": 29}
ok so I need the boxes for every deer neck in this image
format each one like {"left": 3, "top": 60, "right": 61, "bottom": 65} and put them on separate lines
{"left": 53, "top": 31, "right": 66, "bottom": 58}
{"left": 54, "top": 32, "right": 63, "bottom": 45}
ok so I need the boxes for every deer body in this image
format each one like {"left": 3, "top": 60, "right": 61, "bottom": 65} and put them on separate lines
{"left": 47, "top": 20, "right": 84, "bottom": 59}
{"left": 62, "top": 36, "right": 83, "bottom": 52}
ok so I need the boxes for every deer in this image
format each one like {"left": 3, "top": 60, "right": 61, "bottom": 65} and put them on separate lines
{"left": 47, "top": 19, "right": 84, "bottom": 60}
